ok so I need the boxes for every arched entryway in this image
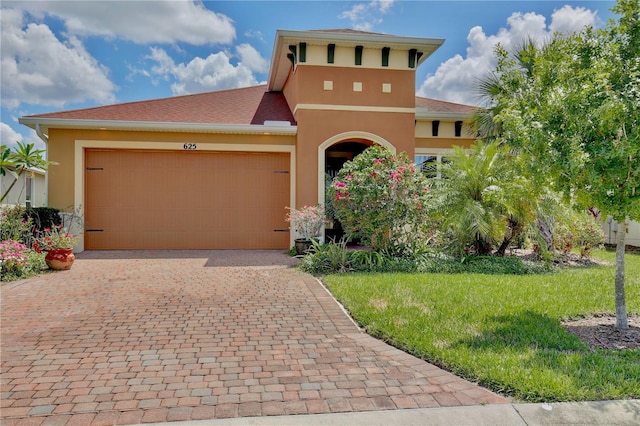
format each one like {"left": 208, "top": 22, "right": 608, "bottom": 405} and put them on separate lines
{"left": 318, "top": 131, "right": 395, "bottom": 242}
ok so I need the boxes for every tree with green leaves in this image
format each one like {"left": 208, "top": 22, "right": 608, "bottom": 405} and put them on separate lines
{"left": 475, "top": 0, "right": 639, "bottom": 329}
{"left": 1, "top": 142, "right": 54, "bottom": 204}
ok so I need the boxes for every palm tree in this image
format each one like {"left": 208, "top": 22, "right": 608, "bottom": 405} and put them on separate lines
{"left": 0, "top": 142, "right": 54, "bottom": 204}
{"left": 471, "top": 38, "right": 540, "bottom": 140}
{"left": 427, "top": 141, "right": 532, "bottom": 256}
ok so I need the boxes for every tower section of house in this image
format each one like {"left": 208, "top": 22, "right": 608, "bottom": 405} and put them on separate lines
{"left": 268, "top": 29, "right": 447, "bottom": 207}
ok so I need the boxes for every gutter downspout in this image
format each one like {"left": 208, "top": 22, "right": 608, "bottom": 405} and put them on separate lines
{"left": 35, "top": 124, "right": 49, "bottom": 206}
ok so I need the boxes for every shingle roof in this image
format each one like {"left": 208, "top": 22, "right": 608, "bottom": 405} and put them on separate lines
{"left": 26, "top": 85, "right": 296, "bottom": 125}
{"left": 415, "top": 96, "right": 477, "bottom": 114}
{"left": 24, "top": 85, "right": 475, "bottom": 126}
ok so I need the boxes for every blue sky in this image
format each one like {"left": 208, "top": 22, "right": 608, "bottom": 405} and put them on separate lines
{"left": 1, "top": 1, "right": 617, "bottom": 149}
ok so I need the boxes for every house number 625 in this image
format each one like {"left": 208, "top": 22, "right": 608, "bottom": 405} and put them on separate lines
{"left": 183, "top": 143, "right": 197, "bottom": 150}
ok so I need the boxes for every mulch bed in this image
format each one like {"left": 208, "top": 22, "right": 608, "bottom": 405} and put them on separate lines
{"left": 562, "top": 314, "right": 640, "bottom": 350}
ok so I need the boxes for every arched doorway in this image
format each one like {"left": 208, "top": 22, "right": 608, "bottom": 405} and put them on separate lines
{"left": 324, "top": 141, "right": 370, "bottom": 242}
{"left": 318, "top": 132, "right": 396, "bottom": 242}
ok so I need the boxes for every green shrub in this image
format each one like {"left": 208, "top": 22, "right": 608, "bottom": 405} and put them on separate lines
{"left": 24, "top": 207, "right": 62, "bottom": 231}
{"left": 299, "top": 238, "right": 351, "bottom": 274}
{"left": 1, "top": 205, "right": 33, "bottom": 244}
{"left": 298, "top": 242, "right": 554, "bottom": 275}
{"left": 575, "top": 219, "right": 604, "bottom": 257}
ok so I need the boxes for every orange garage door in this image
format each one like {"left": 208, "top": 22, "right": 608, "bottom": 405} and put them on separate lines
{"left": 84, "top": 149, "right": 290, "bottom": 250}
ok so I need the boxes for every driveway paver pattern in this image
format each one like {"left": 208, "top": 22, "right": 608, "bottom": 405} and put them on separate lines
{"left": 1, "top": 250, "right": 507, "bottom": 425}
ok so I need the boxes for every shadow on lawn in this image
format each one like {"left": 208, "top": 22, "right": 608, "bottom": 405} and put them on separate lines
{"left": 462, "top": 310, "right": 585, "bottom": 352}
{"left": 454, "top": 310, "right": 640, "bottom": 400}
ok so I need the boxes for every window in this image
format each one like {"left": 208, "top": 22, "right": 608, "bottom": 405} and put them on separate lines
{"left": 355, "top": 45, "right": 363, "bottom": 65}
{"left": 382, "top": 47, "right": 390, "bottom": 67}
{"left": 415, "top": 154, "right": 450, "bottom": 178}
{"left": 327, "top": 44, "right": 335, "bottom": 64}
{"left": 299, "top": 43, "right": 306, "bottom": 63}
{"left": 25, "top": 175, "right": 33, "bottom": 208}
{"left": 455, "top": 121, "right": 463, "bottom": 137}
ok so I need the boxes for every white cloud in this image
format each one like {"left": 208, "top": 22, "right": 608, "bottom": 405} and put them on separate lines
{"left": 339, "top": 0, "right": 394, "bottom": 32}
{"left": 417, "top": 6, "right": 598, "bottom": 106}
{"left": 236, "top": 44, "right": 268, "bottom": 73}
{"left": 549, "top": 5, "right": 599, "bottom": 34}
{"left": 147, "top": 47, "right": 266, "bottom": 95}
{"left": 15, "top": 0, "right": 235, "bottom": 45}
{"left": 1, "top": 122, "right": 23, "bottom": 147}
{"left": 0, "top": 8, "right": 116, "bottom": 109}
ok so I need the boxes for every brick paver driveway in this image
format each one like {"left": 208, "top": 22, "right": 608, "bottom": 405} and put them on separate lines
{"left": 1, "top": 250, "right": 507, "bottom": 425}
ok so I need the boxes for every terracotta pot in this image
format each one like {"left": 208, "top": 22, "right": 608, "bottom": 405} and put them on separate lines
{"left": 45, "top": 248, "right": 75, "bottom": 271}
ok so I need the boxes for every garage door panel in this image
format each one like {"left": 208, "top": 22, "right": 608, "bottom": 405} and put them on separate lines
{"left": 85, "top": 149, "right": 291, "bottom": 250}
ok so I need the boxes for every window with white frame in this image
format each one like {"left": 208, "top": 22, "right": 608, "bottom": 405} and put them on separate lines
{"left": 415, "top": 152, "right": 450, "bottom": 178}
{"left": 25, "top": 175, "right": 33, "bottom": 208}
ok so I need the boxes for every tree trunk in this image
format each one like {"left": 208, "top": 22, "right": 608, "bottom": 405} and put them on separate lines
{"left": 536, "top": 217, "right": 554, "bottom": 251}
{"left": 0, "top": 169, "right": 24, "bottom": 203}
{"left": 615, "top": 219, "right": 628, "bottom": 330}
{"left": 497, "top": 219, "right": 523, "bottom": 257}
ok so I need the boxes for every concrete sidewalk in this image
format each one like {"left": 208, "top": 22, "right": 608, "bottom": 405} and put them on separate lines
{"left": 151, "top": 400, "right": 640, "bottom": 425}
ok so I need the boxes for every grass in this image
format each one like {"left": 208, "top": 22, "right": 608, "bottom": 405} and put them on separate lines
{"left": 323, "top": 249, "right": 640, "bottom": 402}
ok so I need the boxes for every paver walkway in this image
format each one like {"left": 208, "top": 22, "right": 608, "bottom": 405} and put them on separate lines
{"left": 1, "top": 250, "right": 507, "bottom": 425}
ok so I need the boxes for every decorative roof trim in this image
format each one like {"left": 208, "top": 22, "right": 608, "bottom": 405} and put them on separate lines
{"left": 268, "top": 29, "right": 444, "bottom": 91}
{"left": 18, "top": 118, "right": 298, "bottom": 136}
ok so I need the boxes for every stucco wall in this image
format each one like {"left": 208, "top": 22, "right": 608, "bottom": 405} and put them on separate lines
{"left": 295, "top": 109, "right": 415, "bottom": 208}
{"left": 45, "top": 128, "right": 296, "bottom": 213}
{"left": 293, "top": 65, "right": 415, "bottom": 109}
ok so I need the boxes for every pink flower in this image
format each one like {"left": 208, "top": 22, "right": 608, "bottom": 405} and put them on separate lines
{"left": 370, "top": 171, "right": 377, "bottom": 177}
{"left": 334, "top": 181, "right": 346, "bottom": 188}
{"left": 346, "top": 175, "right": 354, "bottom": 180}
{"left": 373, "top": 159, "right": 382, "bottom": 164}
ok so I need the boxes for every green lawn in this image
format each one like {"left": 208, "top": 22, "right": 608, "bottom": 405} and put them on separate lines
{"left": 323, "top": 250, "right": 640, "bottom": 402}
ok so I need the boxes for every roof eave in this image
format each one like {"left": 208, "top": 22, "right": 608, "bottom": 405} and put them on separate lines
{"left": 18, "top": 117, "right": 298, "bottom": 136}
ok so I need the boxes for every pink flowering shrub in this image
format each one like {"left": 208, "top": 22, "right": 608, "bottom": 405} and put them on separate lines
{"left": 0, "top": 205, "right": 33, "bottom": 243}
{"left": 285, "top": 205, "right": 326, "bottom": 240}
{"left": 0, "top": 239, "right": 29, "bottom": 278}
{"left": 328, "top": 145, "right": 432, "bottom": 253}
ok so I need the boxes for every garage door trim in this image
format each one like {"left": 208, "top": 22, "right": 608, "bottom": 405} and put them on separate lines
{"left": 74, "top": 139, "right": 296, "bottom": 252}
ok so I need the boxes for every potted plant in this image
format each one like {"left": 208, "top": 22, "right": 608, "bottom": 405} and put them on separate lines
{"left": 285, "top": 205, "right": 326, "bottom": 255}
{"left": 34, "top": 224, "right": 78, "bottom": 270}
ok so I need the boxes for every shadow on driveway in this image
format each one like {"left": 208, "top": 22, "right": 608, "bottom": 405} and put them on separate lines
{"left": 77, "top": 250, "right": 299, "bottom": 268}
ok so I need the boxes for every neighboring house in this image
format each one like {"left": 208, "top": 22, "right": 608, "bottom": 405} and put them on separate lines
{"left": 19, "top": 29, "right": 476, "bottom": 251}
{"left": 603, "top": 218, "right": 640, "bottom": 248}
{"left": 0, "top": 167, "right": 46, "bottom": 208}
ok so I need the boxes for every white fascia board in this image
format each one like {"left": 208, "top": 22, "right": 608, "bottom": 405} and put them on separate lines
{"left": 19, "top": 117, "right": 298, "bottom": 136}
{"left": 415, "top": 109, "right": 473, "bottom": 121}
{"left": 276, "top": 29, "right": 444, "bottom": 50}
